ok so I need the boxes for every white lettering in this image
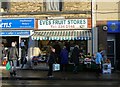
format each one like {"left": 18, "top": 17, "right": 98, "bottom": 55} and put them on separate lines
{"left": 0, "top": 22, "right": 12, "bottom": 28}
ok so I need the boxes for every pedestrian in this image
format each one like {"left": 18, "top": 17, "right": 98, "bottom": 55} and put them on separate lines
{"left": 8, "top": 42, "right": 19, "bottom": 77}
{"left": 100, "top": 49, "right": 107, "bottom": 63}
{"left": 32, "top": 46, "right": 42, "bottom": 57}
{"left": 21, "top": 46, "right": 27, "bottom": 68}
{"left": 47, "top": 46, "right": 57, "bottom": 77}
{"left": 53, "top": 41, "right": 61, "bottom": 64}
{"left": 95, "top": 50, "right": 103, "bottom": 76}
{"left": 60, "top": 46, "right": 68, "bottom": 72}
{"left": 71, "top": 45, "right": 80, "bottom": 73}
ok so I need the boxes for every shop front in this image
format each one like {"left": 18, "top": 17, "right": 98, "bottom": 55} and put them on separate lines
{"left": 30, "top": 18, "right": 92, "bottom": 69}
{"left": 107, "top": 21, "right": 120, "bottom": 70}
{"left": 0, "top": 18, "right": 35, "bottom": 66}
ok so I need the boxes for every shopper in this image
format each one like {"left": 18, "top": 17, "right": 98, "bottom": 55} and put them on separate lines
{"left": 32, "top": 46, "right": 42, "bottom": 65}
{"left": 32, "top": 46, "right": 42, "bottom": 57}
{"left": 60, "top": 46, "right": 69, "bottom": 72}
{"left": 53, "top": 41, "right": 61, "bottom": 64}
{"left": 47, "top": 46, "right": 57, "bottom": 77}
{"left": 71, "top": 45, "right": 80, "bottom": 73}
{"left": 8, "top": 42, "right": 19, "bottom": 77}
{"left": 95, "top": 50, "right": 103, "bottom": 76}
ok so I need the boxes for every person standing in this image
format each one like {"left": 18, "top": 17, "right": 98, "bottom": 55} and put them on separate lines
{"left": 21, "top": 46, "right": 27, "bottom": 68}
{"left": 71, "top": 45, "right": 80, "bottom": 73}
{"left": 53, "top": 41, "right": 61, "bottom": 64}
{"left": 95, "top": 50, "right": 103, "bottom": 76}
{"left": 8, "top": 42, "right": 19, "bottom": 77}
{"left": 100, "top": 49, "right": 107, "bottom": 63}
{"left": 60, "top": 46, "right": 68, "bottom": 72}
{"left": 47, "top": 46, "right": 57, "bottom": 77}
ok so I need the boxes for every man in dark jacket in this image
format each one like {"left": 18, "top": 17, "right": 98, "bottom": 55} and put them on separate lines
{"left": 21, "top": 46, "right": 27, "bottom": 68}
{"left": 71, "top": 45, "right": 80, "bottom": 73}
{"left": 8, "top": 42, "right": 19, "bottom": 77}
{"left": 47, "top": 46, "right": 57, "bottom": 77}
{"left": 53, "top": 41, "right": 61, "bottom": 64}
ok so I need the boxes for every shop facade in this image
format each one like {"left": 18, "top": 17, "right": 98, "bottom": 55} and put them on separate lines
{"left": 95, "top": 1, "right": 120, "bottom": 71}
{"left": 31, "top": 18, "right": 92, "bottom": 66}
{"left": 0, "top": 18, "right": 35, "bottom": 66}
{"left": 0, "top": 1, "right": 92, "bottom": 69}
{"left": 97, "top": 20, "right": 120, "bottom": 70}
{"left": 107, "top": 21, "right": 120, "bottom": 70}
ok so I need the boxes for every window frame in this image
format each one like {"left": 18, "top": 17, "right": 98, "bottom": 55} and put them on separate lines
{"left": 44, "top": 0, "right": 63, "bottom": 11}
{"left": 1, "top": 1, "right": 10, "bottom": 12}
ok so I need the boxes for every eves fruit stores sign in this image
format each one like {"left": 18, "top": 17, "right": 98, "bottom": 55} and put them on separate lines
{"left": 38, "top": 19, "right": 89, "bottom": 29}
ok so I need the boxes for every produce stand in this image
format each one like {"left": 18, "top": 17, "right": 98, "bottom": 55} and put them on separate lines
{"left": 84, "top": 58, "right": 92, "bottom": 69}
{"left": 66, "top": 57, "right": 97, "bottom": 72}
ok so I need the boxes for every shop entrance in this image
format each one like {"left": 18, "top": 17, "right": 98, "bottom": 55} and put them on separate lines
{"left": 21, "top": 38, "right": 29, "bottom": 52}
{"left": 2, "top": 36, "right": 19, "bottom": 48}
{"left": 38, "top": 40, "right": 88, "bottom": 56}
{"left": 107, "top": 40, "right": 115, "bottom": 68}
{"left": 32, "top": 40, "right": 88, "bottom": 69}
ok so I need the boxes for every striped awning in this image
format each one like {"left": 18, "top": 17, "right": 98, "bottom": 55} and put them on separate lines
{"left": 31, "top": 30, "right": 92, "bottom": 40}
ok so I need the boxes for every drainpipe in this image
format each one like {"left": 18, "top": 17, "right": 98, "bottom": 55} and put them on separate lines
{"left": 0, "top": 2, "right": 2, "bottom": 65}
{"left": 0, "top": 3, "right": 2, "bottom": 86}
{"left": 92, "top": 0, "right": 98, "bottom": 54}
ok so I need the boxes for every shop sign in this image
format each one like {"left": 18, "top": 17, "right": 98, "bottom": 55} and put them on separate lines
{"left": 107, "top": 21, "right": 120, "bottom": 33}
{"left": 38, "top": 19, "right": 89, "bottom": 29}
{"left": 0, "top": 31, "right": 30, "bottom": 36}
{"left": 0, "top": 18, "right": 35, "bottom": 29}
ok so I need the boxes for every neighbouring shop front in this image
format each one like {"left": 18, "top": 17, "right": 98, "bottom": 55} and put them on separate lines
{"left": 30, "top": 18, "right": 93, "bottom": 70}
{"left": 107, "top": 21, "right": 120, "bottom": 70}
{"left": 0, "top": 18, "right": 35, "bottom": 66}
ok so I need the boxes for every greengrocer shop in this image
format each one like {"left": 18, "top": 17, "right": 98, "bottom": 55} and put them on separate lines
{"left": 30, "top": 18, "right": 93, "bottom": 70}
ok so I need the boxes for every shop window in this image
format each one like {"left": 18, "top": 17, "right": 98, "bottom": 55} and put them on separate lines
{"left": 1, "top": 2, "right": 9, "bottom": 12}
{"left": 44, "top": 0, "right": 63, "bottom": 11}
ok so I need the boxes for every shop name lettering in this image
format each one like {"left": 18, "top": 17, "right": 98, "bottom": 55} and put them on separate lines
{"left": 0, "top": 22, "right": 12, "bottom": 28}
{"left": 39, "top": 19, "right": 87, "bottom": 25}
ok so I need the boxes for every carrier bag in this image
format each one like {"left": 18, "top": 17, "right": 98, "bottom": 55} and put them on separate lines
{"left": 6, "top": 61, "right": 11, "bottom": 70}
{"left": 53, "top": 64, "right": 60, "bottom": 71}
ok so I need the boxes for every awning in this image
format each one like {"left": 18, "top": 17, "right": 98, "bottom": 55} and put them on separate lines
{"left": 31, "top": 30, "right": 92, "bottom": 40}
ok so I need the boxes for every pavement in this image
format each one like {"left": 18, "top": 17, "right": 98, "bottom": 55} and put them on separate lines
{"left": 1, "top": 67, "right": 120, "bottom": 81}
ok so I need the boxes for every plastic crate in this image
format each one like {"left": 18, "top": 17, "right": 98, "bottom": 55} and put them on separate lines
{"left": 102, "top": 63, "right": 111, "bottom": 74}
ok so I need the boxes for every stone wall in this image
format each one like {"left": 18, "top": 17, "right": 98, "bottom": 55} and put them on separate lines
{"left": 10, "top": 2, "right": 43, "bottom": 12}
{"left": 3, "top": 2, "right": 91, "bottom": 19}
{"left": 9, "top": 2, "right": 91, "bottom": 12}
{"left": 63, "top": 2, "right": 91, "bottom": 11}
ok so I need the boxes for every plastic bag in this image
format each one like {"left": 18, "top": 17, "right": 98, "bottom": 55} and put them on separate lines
{"left": 53, "top": 64, "right": 60, "bottom": 71}
{"left": 6, "top": 61, "right": 11, "bottom": 70}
